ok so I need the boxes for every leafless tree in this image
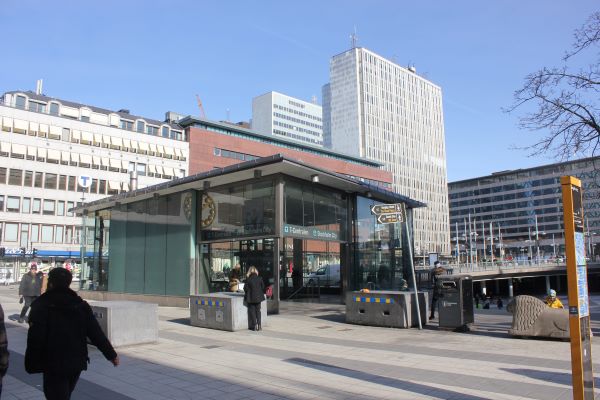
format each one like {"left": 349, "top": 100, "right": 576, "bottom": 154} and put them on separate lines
{"left": 507, "top": 12, "right": 600, "bottom": 160}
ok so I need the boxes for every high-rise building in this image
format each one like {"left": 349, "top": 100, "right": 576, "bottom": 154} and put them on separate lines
{"left": 323, "top": 47, "right": 450, "bottom": 255}
{"left": 0, "top": 89, "right": 189, "bottom": 280}
{"left": 252, "top": 91, "right": 323, "bottom": 146}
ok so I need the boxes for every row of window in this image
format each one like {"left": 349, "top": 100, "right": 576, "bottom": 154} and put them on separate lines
{"left": 0, "top": 195, "right": 78, "bottom": 217}
{"left": 1, "top": 221, "right": 92, "bottom": 245}
{"left": 273, "top": 120, "right": 322, "bottom": 138}
{"left": 274, "top": 103, "right": 322, "bottom": 122}
{"left": 1, "top": 118, "right": 186, "bottom": 161}
{"left": 449, "top": 178, "right": 561, "bottom": 200}
{"left": 213, "top": 147, "right": 258, "bottom": 162}
{"left": 272, "top": 112, "right": 322, "bottom": 131}
{"left": 273, "top": 129, "right": 323, "bottom": 145}
{"left": 450, "top": 188, "right": 562, "bottom": 208}
{"left": 0, "top": 168, "right": 128, "bottom": 195}
{"left": 8, "top": 94, "right": 185, "bottom": 141}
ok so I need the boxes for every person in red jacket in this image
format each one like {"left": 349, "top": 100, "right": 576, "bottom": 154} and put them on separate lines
{"left": 25, "top": 267, "right": 119, "bottom": 399}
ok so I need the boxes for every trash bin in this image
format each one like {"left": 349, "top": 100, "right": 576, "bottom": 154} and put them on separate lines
{"left": 438, "top": 276, "right": 474, "bottom": 330}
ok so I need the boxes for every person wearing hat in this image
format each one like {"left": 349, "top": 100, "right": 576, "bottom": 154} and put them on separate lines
{"left": 18, "top": 263, "right": 41, "bottom": 323}
{"left": 545, "top": 289, "right": 564, "bottom": 308}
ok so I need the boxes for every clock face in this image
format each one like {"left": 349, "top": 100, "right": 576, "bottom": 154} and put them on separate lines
{"left": 183, "top": 193, "right": 193, "bottom": 221}
{"left": 201, "top": 194, "right": 216, "bottom": 228}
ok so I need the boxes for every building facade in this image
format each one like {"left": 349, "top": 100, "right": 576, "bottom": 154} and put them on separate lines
{"left": 0, "top": 90, "right": 189, "bottom": 280}
{"left": 323, "top": 47, "right": 450, "bottom": 255}
{"left": 252, "top": 91, "right": 323, "bottom": 146}
{"left": 179, "top": 117, "right": 393, "bottom": 188}
{"left": 448, "top": 158, "right": 600, "bottom": 261}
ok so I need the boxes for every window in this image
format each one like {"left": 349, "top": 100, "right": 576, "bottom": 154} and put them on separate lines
{"left": 120, "top": 120, "right": 133, "bottom": 130}
{"left": 43, "top": 200, "right": 55, "bottom": 215}
{"left": 32, "top": 198, "right": 41, "bottom": 214}
{"left": 162, "top": 126, "right": 169, "bottom": 137}
{"left": 57, "top": 201, "right": 65, "bottom": 216}
{"left": 67, "top": 201, "right": 75, "bottom": 217}
{"left": 44, "top": 173, "right": 58, "bottom": 190}
{"left": 8, "top": 169, "right": 22, "bottom": 185}
{"left": 22, "top": 197, "right": 31, "bottom": 213}
{"left": 61, "top": 128, "right": 70, "bottom": 142}
{"left": 55, "top": 226, "right": 64, "bottom": 243}
{"left": 0, "top": 168, "right": 5, "bottom": 184}
{"left": 91, "top": 179, "right": 98, "bottom": 194}
{"left": 98, "top": 180, "right": 106, "bottom": 195}
{"left": 34, "top": 172, "right": 43, "bottom": 188}
{"left": 24, "top": 171, "right": 33, "bottom": 186}
{"left": 6, "top": 196, "right": 19, "bottom": 212}
{"left": 137, "top": 121, "right": 145, "bottom": 133}
{"left": 59, "top": 175, "right": 67, "bottom": 191}
{"left": 146, "top": 125, "right": 158, "bottom": 135}
{"left": 15, "top": 95, "right": 26, "bottom": 109}
{"left": 41, "top": 225, "right": 53, "bottom": 243}
{"left": 68, "top": 176, "right": 76, "bottom": 191}
{"left": 137, "top": 163, "right": 146, "bottom": 176}
{"left": 128, "top": 161, "right": 135, "bottom": 173}
{"left": 30, "top": 224, "right": 39, "bottom": 243}
{"left": 29, "top": 101, "right": 46, "bottom": 113}
{"left": 20, "top": 223, "right": 29, "bottom": 248}
{"left": 49, "top": 103, "right": 59, "bottom": 115}
{"left": 4, "top": 223, "right": 18, "bottom": 242}
{"left": 65, "top": 226, "right": 73, "bottom": 244}
{"left": 0, "top": 195, "right": 3, "bottom": 211}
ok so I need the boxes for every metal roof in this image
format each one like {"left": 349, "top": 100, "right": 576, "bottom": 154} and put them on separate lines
{"left": 76, "top": 154, "right": 425, "bottom": 213}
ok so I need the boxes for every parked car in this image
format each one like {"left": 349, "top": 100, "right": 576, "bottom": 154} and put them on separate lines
{"left": 307, "top": 264, "right": 340, "bottom": 287}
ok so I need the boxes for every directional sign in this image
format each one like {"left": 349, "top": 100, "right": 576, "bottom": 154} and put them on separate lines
{"left": 377, "top": 213, "right": 403, "bottom": 224}
{"left": 78, "top": 175, "right": 92, "bottom": 188}
{"left": 371, "top": 203, "right": 403, "bottom": 216}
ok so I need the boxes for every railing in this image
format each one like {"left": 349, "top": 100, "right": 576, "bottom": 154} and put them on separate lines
{"left": 415, "top": 259, "right": 569, "bottom": 276}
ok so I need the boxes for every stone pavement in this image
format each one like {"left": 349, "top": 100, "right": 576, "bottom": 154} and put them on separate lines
{"left": 1, "top": 285, "right": 599, "bottom": 400}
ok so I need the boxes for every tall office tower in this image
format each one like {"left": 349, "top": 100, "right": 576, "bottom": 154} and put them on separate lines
{"left": 252, "top": 91, "right": 323, "bottom": 146}
{"left": 0, "top": 88, "right": 189, "bottom": 280}
{"left": 323, "top": 47, "right": 450, "bottom": 256}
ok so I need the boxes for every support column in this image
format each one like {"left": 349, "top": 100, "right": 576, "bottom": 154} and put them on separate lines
{"left": 545, "top": 275, "right": 551, "bottom": 294}
{"left": 481, "top": 281, "right": 487, "bottom": 296}
{"left": 508, "top": 278, "right": 514, "bottom": 298}
{"left": 495, "top": 279, "right": 500, "bottom": 295}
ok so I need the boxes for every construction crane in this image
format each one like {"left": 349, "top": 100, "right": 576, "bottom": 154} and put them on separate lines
{"left": 195, "top": 94, "right": 206, "bottom": 119}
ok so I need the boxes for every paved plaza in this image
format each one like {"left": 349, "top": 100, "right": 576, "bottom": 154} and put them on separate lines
{"left": 1, "top": 285, "right": 599, "bottom": 400}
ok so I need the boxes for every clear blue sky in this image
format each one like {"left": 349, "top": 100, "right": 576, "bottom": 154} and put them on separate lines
{"left": 1, "top": 1, "right": 597, "bottom": 181}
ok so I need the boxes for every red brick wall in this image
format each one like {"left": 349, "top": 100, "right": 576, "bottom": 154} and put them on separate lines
{"left": 187, "top": 127, "right": 392, "bottom": 184}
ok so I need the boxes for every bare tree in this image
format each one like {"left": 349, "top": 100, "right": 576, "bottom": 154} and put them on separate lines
{"left": 507, "top": 12, "right": 600, "bottom": 160}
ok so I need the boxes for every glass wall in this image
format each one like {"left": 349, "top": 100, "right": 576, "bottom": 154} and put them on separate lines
{"left": 351, "top": 196, "right": 412, "bottom": 291}
{"left": 89, "top": 191, "right": 195, "bottom": 296}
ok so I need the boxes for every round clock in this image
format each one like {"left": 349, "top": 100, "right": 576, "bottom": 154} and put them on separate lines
{"left": 183, "top": 193, "right": 193, "bottom": 221}
{"left": 201, "top": 194, "right": 216, "bottom": 228}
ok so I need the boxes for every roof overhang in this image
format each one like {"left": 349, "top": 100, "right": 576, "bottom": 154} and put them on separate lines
{"left": 74, "top": 154, "right": 425, "bottom": 214}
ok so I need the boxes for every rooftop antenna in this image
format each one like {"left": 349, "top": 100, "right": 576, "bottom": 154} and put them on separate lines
{"left": 35, "top": 79, "right": 43, "bottom": 95}
{"left": 350, "top": 26, "right": 358, "bottom": 49}
{"left": 311, "top": 95, "right": 318, "bottom": 104}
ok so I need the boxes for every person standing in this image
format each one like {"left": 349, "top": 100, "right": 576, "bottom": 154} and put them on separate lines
{"left": 0, "top": 304, "right": 9, "bottom": 396}
{"left": 18, "top": 263, "right": 41, "bottom": 323}
{"left": 244, "top": 266, "right": 265, "bottom": 331}
{"left": 25, "top": 267, "right": 119, "bottom": 400}
{"left": 545, "top": 289, "right": 564, "bottom": 308}
{"left": 429, "top": 261, "right": 445, "bottom": 320}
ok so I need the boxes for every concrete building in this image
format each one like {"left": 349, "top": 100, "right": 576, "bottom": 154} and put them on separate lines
{"left": 0, "top": 89, "right": 189, "bottom": 281}
{"left": 252, "top": 91, "right": 323, "bottom": 146}
{"left": 322, "top": 47, "right": 450, "bottom": 256}
{"left": 448, "top": 157, "right": 600, "bottom": 261}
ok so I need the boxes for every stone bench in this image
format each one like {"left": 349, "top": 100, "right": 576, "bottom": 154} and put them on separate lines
{"left": 506, "top": 295, "right": 569, "bottom": 339}
{"left": 346, "top": 290, "right": 428, "bottom": 328}
{"left": 190, "top": 293, "right": 267, "bottom": 332}
{"left": 89, "top": 301, "right": 158, "bottom": 347}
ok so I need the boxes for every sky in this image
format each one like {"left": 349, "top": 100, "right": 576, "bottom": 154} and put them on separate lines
{"left": 1, "top": 0, "right": 598, "bottom": 181}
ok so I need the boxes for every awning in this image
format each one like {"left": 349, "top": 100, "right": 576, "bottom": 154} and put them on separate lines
{"left": 109, "top": 159, "right": 121, "bottom": 169}
{"left": 27, "top": 146, "right": 36, "bottom": 158}
{"left": 157, "top": 145, "right": 165, "bottom": 155}
{"left": 102, "top": 135, "right": 111, "bottom": 145}
{"left": 175, "top": 148, "right": 184, "bottom": 158}
{"left": 48, "top": 126, "right": 62, "bottom": 139}
{"left": 39, "top": 124, "right": 48, "bottom": 134}
{"left": 94, "top": 133, "right": 103, "bottom": 144}
{"left": 0, "top": 142, "right": 10, "bottom": 153}
{"left": 139, "top": 142, "right": 150, "bottom": 151}
{"left": 123, "top": 138, "right": 131, "bottom": 148}
{"left": 11, "top": 143, "right": 26, "bottom": 155}
{"left": 13, "top": 119, "right": 28, "bottom": 131}
{"left": 2, "top": 117, "right": 12, "bottom": 128}
{"left": 155, "top": 165, "right": 164, "bottom": 175}
{"left": 122, "top": 182, "right": 130, "bottom": 192}
{"left": 29, "top": 122, "right": 39, "bottom": 133}
{"left": 37, "top": 148, "right": 47, "bottom": 158}
{"left": 80, "top": 154, "right": 92, "bottom": 164}
{"left": 101, "top": 157, "right": 110, "bottom": 167}
{"left": 149, "top": 143, "right": 157, "bottom": 153}
{"left": 61, "top": 151, "right": 70, "bottom": 163}
{"left": 47, "top": 149, "right": 60, "bottom": 161}
{"left": 72, "top": 130, "right": 81, "bottom": 140}
{"left": 121, "top": 160, "right": 129, "bottom": 170}
{"left": 165, "top": 147, "right": 175, "bottom": 156}
{"left": 108, "top": 181, "right": 120, "bottom": 191}
{"left": 163, "top": 166, "right": 175, "bottom": 176}
{"left": 130, "top": 140, "right": 138, "bottom": 150}
{"left": 81, "top": 131, "right": 93, "bottom": 142}
{"left": 148, "top": 164, "right": 157, "bottom": 174}
{"left": 70, "top": 153, "right": 79, "bottom": 163}
{"left": 92, "top": 155, "right": 101, "bottom": 166}
{"left": 61, "top": 106, "right": 79, "bottom": 118}
{"left": 110, "top": 136, "right": 123, "bottom": 147}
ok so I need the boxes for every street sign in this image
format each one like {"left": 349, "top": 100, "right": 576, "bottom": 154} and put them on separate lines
{"left": 78, "top": 175, "right": 92, "bottom": 188}
{"left": 371, "top": 203, "right": 406, "bottom": 224}
{"left": 561, "top": 175, "right": 594, "bottom": 399}
{"left": 377, "top": 213, "right": 403, "bottom": 224}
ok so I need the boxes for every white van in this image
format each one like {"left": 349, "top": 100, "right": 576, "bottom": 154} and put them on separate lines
{"left": 307, "top": 264, "right": 340, "bottom": 287}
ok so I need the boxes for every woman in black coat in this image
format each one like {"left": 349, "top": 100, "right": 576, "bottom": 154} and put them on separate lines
{"left": 244, "top": 266, "right": 265, "bottom": 331}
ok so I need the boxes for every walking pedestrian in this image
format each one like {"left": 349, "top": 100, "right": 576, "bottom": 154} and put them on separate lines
{"left": 25, "top": 267, "right": 119, "bottom": 400}
{"left": 244, "top": 266, "right": 265, "bottom": 331}
{"left": 429, "top": 261, "right": 445, "bottom": 320}
{"left": 18, "top": 263, "right": 41, "bottom": 323}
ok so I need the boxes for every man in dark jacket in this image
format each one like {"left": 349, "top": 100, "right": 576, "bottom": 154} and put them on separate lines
{"left": 25, "top": 267, "right": 119, "bottom": 399}
{"left": 429, "top": 261, "right": 445, "bottom": 320}
{"left": 0, "top": 304, "right": 9, "bottom": 396}
{"left": 18, "top": 263, "right": 40, "bottom": 323}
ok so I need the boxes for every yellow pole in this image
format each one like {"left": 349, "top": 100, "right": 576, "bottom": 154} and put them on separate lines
{"left": 560, "top": 176, "right": 594, "bottom": 400}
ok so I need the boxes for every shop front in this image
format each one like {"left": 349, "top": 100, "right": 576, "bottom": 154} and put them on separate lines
{"left": 78, "top": 155, "right": 423, "bottom": 311}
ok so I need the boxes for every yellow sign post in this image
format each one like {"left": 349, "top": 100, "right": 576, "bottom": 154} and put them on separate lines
{"left": 560, "top": 176, "right": 594, "bottom": 400}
